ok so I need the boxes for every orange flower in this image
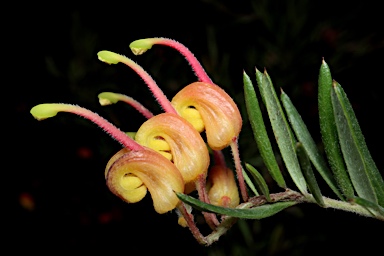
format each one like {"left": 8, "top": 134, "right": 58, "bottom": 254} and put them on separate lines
{"left": 135, "top": 113, "right": 210, "bottom": 192}
{"left": 106, "top": 147, "right": 184, "bottom": 214}
{"left": 129, "top": 38, "right": 247, "bottom": 201}
{"left": 30, "top": 103, "right": 184, "bottom": 214}
{"left": 171, "top": 82, "right": 242, "bottom": 150}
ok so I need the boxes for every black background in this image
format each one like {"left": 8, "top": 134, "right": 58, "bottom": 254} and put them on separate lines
{"left": 8, "top": 1, "right": 384, "bottom": 255}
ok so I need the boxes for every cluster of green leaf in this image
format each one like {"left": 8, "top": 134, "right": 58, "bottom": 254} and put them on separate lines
{"left": 177, "top": 60, "right": 384, "bottom": 241}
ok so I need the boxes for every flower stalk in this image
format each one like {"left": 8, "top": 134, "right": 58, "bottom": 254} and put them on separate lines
{"left": 97, "top": 50, "right": 177, "bottom": 114}
{"left": 130, "top": 37, "right": 212, "bottom": 83}
{"left": 98, "top": 92, "right": 154, "bottom": 119}
{"left": 30, "top": 103, "right": 143, "bottom": 151}
{"left": 177, "top": 203, "right": 208, "bottom": 245}
{"left": 230, "top": 137, "right": 248, "bottom": 202}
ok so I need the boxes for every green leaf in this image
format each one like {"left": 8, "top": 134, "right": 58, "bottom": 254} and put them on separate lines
{"left": 242, "top": 167, "right": 259, "bottom": 196}
{"left": 176, "top": 192, "right": 296, "bottom": 219}
{"left": 351, "top": 197, "right": 384, "bottom": 216}
{"left": 245, "top": 163, "right": 271, "bottom": 201}
{"left": 255, "top": 69, "right": 307, "bottom": 195}
{"left": 296, "top": 143, "right": 325, "bottom": 207}
{"left": 318, "top": 60, "right": 354, "bottom": 198}
{"left": 243, "top": 71, "right": 286, "bottom": 188}
{"left": 332, "top": 81, "right": 384, "bottom": 205}
{"left": 281, "top": 90, "right": 343, "bottom": 200}
{"left": 255, "top": 68, "right": 267, "bottom": 106}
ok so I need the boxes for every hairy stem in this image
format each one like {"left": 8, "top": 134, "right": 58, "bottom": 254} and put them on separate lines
{"left": 30, "top": 103, "right": 143, "bottom": 151}
{"left": 98, "top": 51, "right": 177, "bottom": 114}
{"left": 230, "top": 137, "right": 248, "bottom": 202}
{"left": 130, "top": 38, "right": 213, "bottom": 83}
{"left": 196, "top": 174, "right": 220, "bottom": 229}
{"left": 201, "top": 188, "right": 383, "bottom": 246}
{"left": 177, "top": 203, "right": 207, "bottom": 245}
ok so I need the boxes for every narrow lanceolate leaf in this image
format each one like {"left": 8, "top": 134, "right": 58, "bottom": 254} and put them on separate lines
{"left": 255, "top": 68, "right": 307, "bottom": 195}
{"left": 245, "top": 163, "right": 271, "bottom": 202}
{"left": 176, "top": 193, "right": 296, "bottom": 219}
{"left": 296, "top": 143, "right": 325, "bottom": 207}
{"left": 351, "top": 197, "right": 384, "bottom": 216}
{"left": 318, "top": 60, "right": 354, "bottom": 198}
{"left": 255, "top": 69, "right": 267, "bottom": 106}
{"left": 281, "top": 90, "right": 343, "bottom": 200}
{"left": 242, "top": 167, "right": 259, "bottom": 196}
{"left": 332, "top": 81, "right": 384, "bottom": 205}
{"left": 243, "top": 71, "right": 286, "bottom": 188}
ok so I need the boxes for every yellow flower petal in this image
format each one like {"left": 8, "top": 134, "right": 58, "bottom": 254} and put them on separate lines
{"left": 106, "top": 148, "right": 184, "bottom": 214}
{"left": 135, "top": 113, "right": 210, "bottom": 185}
{"left": 171, "top": 82, "right": 242, "bottom": 150}
{"left": 207, "top": 165, "right": 240, "bottom": 208}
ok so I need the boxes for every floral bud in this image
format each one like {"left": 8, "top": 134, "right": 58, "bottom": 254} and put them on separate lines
{"left": 207, "top": 165, "right": 240, "bottom": 208}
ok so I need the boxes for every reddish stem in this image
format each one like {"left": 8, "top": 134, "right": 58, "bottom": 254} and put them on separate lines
{"left": 64, "top": 104, "right": 143, "bottom": 151}
{"left": 230, "top": 137, "right": 248, "bottom": 202}
{"left": 213, "top": 150, "right": 227, "bottom": 169}
{"left": 149, "top": 38, "right": 213, "bottom": 84}
{"left": 195, "top": 174, "right": 220, "bottom": 229}
{"left": 177, "top": 203, "right": 207, "bottom": 245}
{"left": 116, "top": 94, "right": 154, "bottom": 119}
{"left": 118, "top": 56, "right": 177, "bottom": 114}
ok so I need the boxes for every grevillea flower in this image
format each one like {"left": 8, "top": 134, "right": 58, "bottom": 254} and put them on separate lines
{"left": 30, "top": 47, "right": 213, "bottom": 213}
{"left": 96, "top": 48, "right": 223, "bottom": 230}
{"left": 97, "top": 93, "right": 210, "bottom": 191}
{"left": 135, "top": 113, "right": 210, "bottom": 193}
{"left": 129, "top": 37, "right": 247, "bottom": 201}
{"left": 31, "top": 38, "right": 248, "bottom": 244}
{"left": 171, "top": 81, "right": 242, "bottom": 150}
{"left": 129, "top": 37, "right": 243, "bottom": 146}
{"left": 30, "top": 103, "right": 184, "bottom": 214}
{"left": 129, "top": 38, "right": 243, "bottom": 149}
{"left": 95, "top": 51, "right": 210, "bottom": 193}
{"left": 105, "top": 147, "right": 184, "bottom": 213}
{"left": 98, "top": 92, "right": 214, "bottom": 232}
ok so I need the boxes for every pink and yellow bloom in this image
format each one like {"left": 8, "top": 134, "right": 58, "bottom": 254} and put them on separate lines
{"left": 31, "top": 37, "right": 248, "bottom": 245}
{"left": 30, "top": 103, "right": 185, "bottom": 214}
{"left": 105, "top": 147, "right": 184, "bottom": 214}
{"left": 171, "top": 81, "right": 242, "bottom": 150}
{"left": 129, "top": 37, "right": 248, "bottom": 201}
{"left": 135, "top": 113, "right": 209, "bottom": 192}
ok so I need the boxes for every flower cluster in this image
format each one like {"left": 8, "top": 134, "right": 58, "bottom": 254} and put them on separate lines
{"left": 30, "top": 37, "right": 246, "bottom": 241}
